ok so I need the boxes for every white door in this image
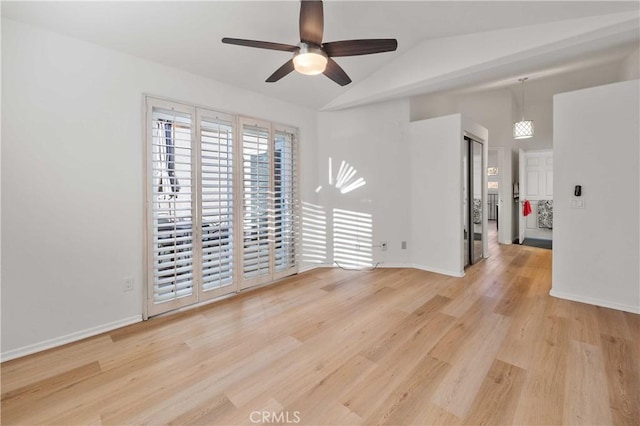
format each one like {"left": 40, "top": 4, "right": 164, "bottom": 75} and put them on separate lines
{"left": 519, "top": 149, "right": 553, "bottom": 242}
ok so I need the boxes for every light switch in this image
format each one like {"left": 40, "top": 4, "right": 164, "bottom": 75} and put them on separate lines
{"left": 571, "top": 199, "right": 585, "bottom": 209}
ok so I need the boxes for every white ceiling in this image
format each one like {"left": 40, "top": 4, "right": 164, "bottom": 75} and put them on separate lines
{"left": 2, "top": 1, "right": 639, "bottom": 110}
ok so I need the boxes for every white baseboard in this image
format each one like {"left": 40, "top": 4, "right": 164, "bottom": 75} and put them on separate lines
{"left": 297, "top": 264, "right": 321, "bottom": 274}
{"left": 299, "top": 262, "right": 464, "bottom": 278}
{"left": 549, "top": 289, "right": 640, "bottom": 314}
{"left": 374, "top": 262, "right": 412, "bottom": 268}
{"left": 411, "top": 264, "right": 465, "bottom": 278}
{"left": 1, "top": 315, "right": 142, "bottom": 363}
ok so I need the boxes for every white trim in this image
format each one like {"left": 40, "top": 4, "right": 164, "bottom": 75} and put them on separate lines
{"left": 489, "top": 146, "right": 508, "bottom": 245}
{"left": 300, "top": 263, "right": 465, "bottom": 277}
{"left": 297, "top": 264, "right": 323, "bottom": 273}
{"left": 411, "top": 264, "right": 465, "bottom": 278}
{"left": 550, "top": 289, "right": 640, "bottom": 314}
{"left": 375, "top": 262, "right": 412, "bottom": 268}
{"left": 0, "top": 315, "right": 142, "bottom": 362}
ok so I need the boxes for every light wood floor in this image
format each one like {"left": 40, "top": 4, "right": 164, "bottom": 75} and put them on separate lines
{"left": 2, "top": 230, "right": 639, "bottom": 425}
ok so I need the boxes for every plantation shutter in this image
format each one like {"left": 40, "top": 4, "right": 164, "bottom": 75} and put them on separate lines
{"left": 147, "top": 101, "right": 197, "bottom": 315}
{"left": 198, "top": 110, "right": 236, "bottom": 300}
{"left": 146, "top": 98, "right": 299, "bottom": 316}
{"left": 240, "top": 119, "right": 273, "bottom": 287}
{"left": 273, "top": 127, "right": 297, "bottom": 278}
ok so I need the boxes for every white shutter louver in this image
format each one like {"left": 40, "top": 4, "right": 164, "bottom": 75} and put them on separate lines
{"left": 241, "top": 122, "right": 272, "bottom": 282}
{"left": 273, "top": 129, "right": 297, "bottom": 274}
{"left": 146, "top": 98, "right": 299, "bottom": 316}
{"left": 200, "top": 115, "right": 234, "bottom": 293}
{"left": 150, "top": 106, "right": 196, "bottom": 310}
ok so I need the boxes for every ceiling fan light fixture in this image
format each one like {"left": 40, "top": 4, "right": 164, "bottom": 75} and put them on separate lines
{"left": 293, "top": 44, "right": 327, "bottom": 75}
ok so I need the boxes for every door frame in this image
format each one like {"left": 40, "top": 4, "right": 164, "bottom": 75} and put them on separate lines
{"left": 519, "top": 148, "right": 554, "bottom": 243}
{"left": 464, "top": 135, "right": 487, "bottom": 265}
{"left": 519, "top": 149, "right": 526, "bottom": 244}
{"left": 488, "top": 146, "right": 506, "bottom": 245}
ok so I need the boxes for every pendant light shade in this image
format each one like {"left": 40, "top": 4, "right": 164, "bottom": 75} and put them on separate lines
{"left": 514, "top": 78, "right": 534, "bottom": 139}
{"left": 514, "top": 120, "right": 534, "bottom": 139}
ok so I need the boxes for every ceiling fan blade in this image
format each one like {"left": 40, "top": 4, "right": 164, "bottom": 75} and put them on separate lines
{"left": 323, "top": 39, "right": 398, "bottom": 57}
{"left": 299, "top": 0, "right": 324, "bottom": 45}
{"left": 266, "top": 59, "right": 295, "bottom": 83}
{"left": 323, "top": 58, "right": 351, "bottom": 86}
{"left": 222, "top": 37, "right": 298, "bottom": 52}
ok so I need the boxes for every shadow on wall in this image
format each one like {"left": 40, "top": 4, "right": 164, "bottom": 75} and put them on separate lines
{"left": 301, "top": 202, "right": 374, "bottom": 268}
{"left": 301, "top": 156, "right": 374, "bottom": 268}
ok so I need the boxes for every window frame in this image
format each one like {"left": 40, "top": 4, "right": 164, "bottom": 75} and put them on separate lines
{"left": 143, "top": 96, "right": 300, "bottom": 318}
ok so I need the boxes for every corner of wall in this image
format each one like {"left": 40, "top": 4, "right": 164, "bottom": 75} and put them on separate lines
{"left": 620, "top": 46, "right": 640, "bottom": 81}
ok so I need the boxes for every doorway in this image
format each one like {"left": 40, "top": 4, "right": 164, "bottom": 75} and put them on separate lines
{"left": 518, "top": 149, "right": 553, "bottom": 247}
{"left": 464, "top": 136, "right": 484, "bottom": 266}
{"left": 487, "top": 148, "right": 501, "bottom": 248}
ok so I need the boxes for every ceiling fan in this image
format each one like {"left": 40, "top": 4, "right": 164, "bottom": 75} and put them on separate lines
{"left": 221, "top": 0, "right": 398, "bottom": 86}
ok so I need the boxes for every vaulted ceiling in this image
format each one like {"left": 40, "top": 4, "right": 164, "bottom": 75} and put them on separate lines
{"left": 2, "top": 1, "right": 638, "bottom": 110}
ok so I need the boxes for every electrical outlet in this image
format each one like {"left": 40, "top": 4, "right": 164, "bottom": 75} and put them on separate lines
{"left": 123, "top": 276, "right": 134, "bottom": 292}
{"left": 401, "top": 241, "right": 407, "bottom": 249}
{"left": 380, "top": 241, "right": 388, "bottom": 251}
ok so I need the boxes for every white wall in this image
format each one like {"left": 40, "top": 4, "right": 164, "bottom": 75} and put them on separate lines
{"left": 409, "top": 114, "right": 488, "bottom": 276}
{"left": 620, "top": 46, "right": 640, "bottom": 80}
{"left": 411, "top": 89, "right": 516, "bottom": 245}
{"left": 315, "top": 100, "right": 411, "bottom": 267}
{"left": 409, "top": 115, "right": 462, "bottom": 276}
{"left": 552, "top": 79, "right": 639, "bottom": 313}
{"left": 1, "top": 19, "right": 318, "bottom": 359}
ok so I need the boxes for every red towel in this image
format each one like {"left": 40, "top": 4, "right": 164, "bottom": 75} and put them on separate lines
{"left": 523, "top": 199, "right": 532, "bottom": 216}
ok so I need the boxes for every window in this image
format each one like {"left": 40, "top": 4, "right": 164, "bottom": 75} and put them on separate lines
{"left": 241, "top": 121, "right": 271, "bottom": 285}
{"left": 148, "top": 102, "right": 196, "bottom": 314}
{"left": 145, "top": 98, "right": 298, "bottom": 316}
{"left": 273, "top": 129, "right": 297, "bottom": 275}
{"left": 199, "top": 112, "right": 235, "bottom": 294}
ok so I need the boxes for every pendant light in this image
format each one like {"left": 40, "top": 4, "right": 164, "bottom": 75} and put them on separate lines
{"left": 514, "top": 77, "right": 534, "bottom": 139}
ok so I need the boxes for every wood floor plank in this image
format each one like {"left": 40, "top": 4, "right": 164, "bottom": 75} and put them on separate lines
{"left": 360, "top": 296, "right": 452, "bottom": 363}
{"left": 496, "top": 295, "right": 547, "bottom": 369}
{"left": 0, "top": 335, "right": 114, "bottom": 393}
{"left": 431, "top": 312, "right": 511, "bottom": 418}
{"left": 166, "top": 393, "right": 235, "bottom": 425}
{"left": 566, "top": 302, "right": 603, "bottom": 345}
{"left": 341, "top": 312, "right": 456, "bottom": 418}
{"left": 101, "top": 335, "right": 301, "bottom": 425}
{"left": 493, "top": 275, "right": 531, "bottom": 317}
{"left": 283, "top": 354, "right": 376, "bottom": 422}
{"left": 1, "top": 361, "right": 101, "bottom": 406}
{"left": 414, "top": 403, "right": 463, "bottom": 426}
{"left": 1, "top": 228, "right": 637, "bottom": 426}
{"left": 596, "top": 306, "right": 633, "bottom": 340}
{"left": 563, "top": 340, "right": 613, "bottom": 425}
{"left": 600, "top": 334, "right": 640, "bottom": 426}
{"left": 463, "top": 359, "right": 527, "bottom": 425}
{"left": 362, "top": 355, "right": 450, "bottom": 425}
{"left": 427, "top": 295, "right": 499, "bottom": 363}
{"left": 513, "top": 314, "right": 570, "bottom": 426}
